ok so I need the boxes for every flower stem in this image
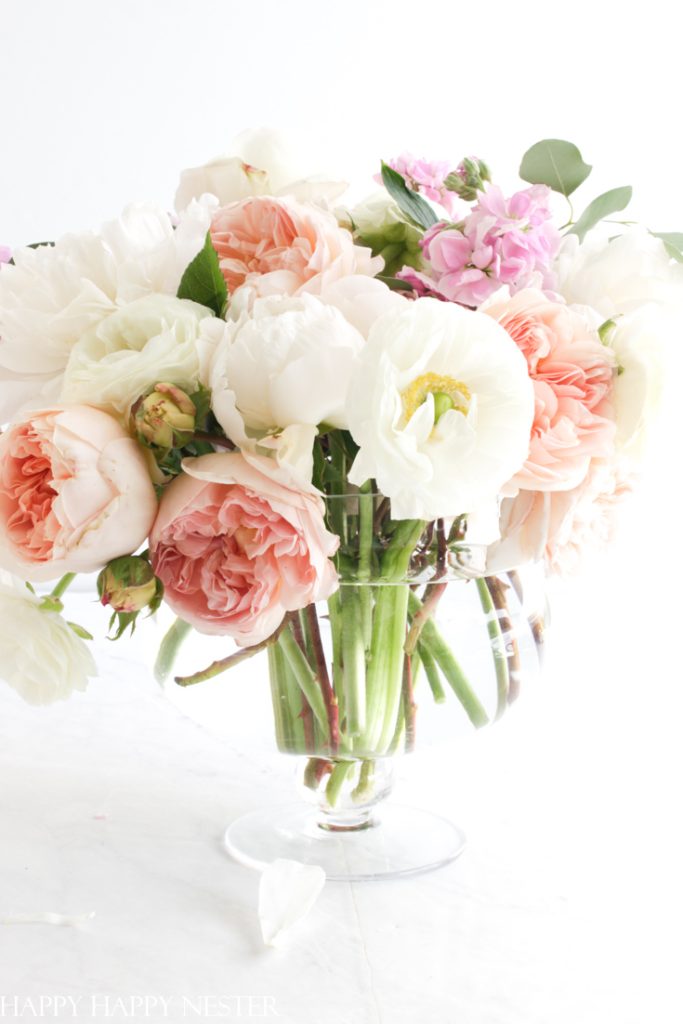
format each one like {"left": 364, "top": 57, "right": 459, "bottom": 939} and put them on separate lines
{"left": 417, "top": 640, "right": 446, "bottom": 704}
{"left": 475, "top": 577, "right": 509, "bottom": 719}
{"left": 404, "top": 581, "right": 447, "bottom": 656}
{"left": 340, "top": 589, "right": 366, "bottom": 739}
{"left": 401, "top": 651, "right": 417, "bottom": 751}
{"left": 305, "top": 603, "right": 339, "bottom": 753}
{"left": 278, "top": 627, "right": 330, "bottom": 736}
{"left": 50, "top": 573, "right": 76, "bottom": 600}
{"left": 485, "top": 575, "right": 521, "bottom": 704}
{"left": 325, "top": 759, "right": 354, "bottom": 808}
{"left": 174, "top": 616, "right": 289, "bottom": 686}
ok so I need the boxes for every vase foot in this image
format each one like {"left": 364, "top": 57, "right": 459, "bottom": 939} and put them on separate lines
{"left": 224, "top": 803, "right": 466, "bottom": 882}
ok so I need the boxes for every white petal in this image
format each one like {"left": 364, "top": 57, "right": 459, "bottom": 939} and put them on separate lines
{"left": 258, "top": 859, "right": 325, "bottom": 948}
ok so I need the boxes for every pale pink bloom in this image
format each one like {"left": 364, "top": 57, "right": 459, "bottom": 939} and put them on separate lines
{"left": 400, "top": 185, "right": 561, "bottom": 306}
{"left": 490, "top": 458, "right": 633, "bottom": 575}
{"left": 485, "top": 289, "right": 617, "bottom": 493}
{"left": 210, "top": 196, "right": 381, "bottom": 298}
{"left": 382, "top": 153, "right": 461, "bottom": 216}
{"left": 0, "top": 406, "right": 158, "bottom": 581}
{"left": 0, "top": 245, "right": 11, "bottom": 264}
{"left": 150, "top": 452, "right": 339, "bottom": 645}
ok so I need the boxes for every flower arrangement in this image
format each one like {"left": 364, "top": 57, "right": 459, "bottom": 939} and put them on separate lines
{"left": 0, "top": 131, "right": 680, "bottom": 766}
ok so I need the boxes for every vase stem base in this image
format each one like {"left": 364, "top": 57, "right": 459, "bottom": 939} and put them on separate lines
{"left": 224, "top": 803, "right": 466, "bottom": 882}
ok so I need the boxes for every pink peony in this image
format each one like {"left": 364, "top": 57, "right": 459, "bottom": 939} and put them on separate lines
{"left": 485, "top": 289, "right": 617, "bottom": 493}
{"left": 209, "top": 195, "right": 381, "bottom": 298}
{"left": 0, "top": 405, "right": 158, "bottom": 581}
{"left": 400, "top": 185, "right": 561, "bottom": 307}
{"left": 150, "top": 452, "right": 339, "bottom": 645}
{"left": 490, "top": 458, "right": 632, "bottom": 576}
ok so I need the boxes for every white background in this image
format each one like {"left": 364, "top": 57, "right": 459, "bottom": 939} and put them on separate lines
{"left": 1, "top": 2, "right": 683, "bottom": 1021}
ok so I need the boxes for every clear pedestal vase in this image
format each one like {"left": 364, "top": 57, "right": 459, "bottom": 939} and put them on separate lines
{"left": 223, "top": 492, "right": 546, "bottom": 882}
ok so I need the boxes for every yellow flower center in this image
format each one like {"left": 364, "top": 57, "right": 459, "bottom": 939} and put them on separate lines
{"left": 401, "top": 373, "right": 471, "bottom": 425}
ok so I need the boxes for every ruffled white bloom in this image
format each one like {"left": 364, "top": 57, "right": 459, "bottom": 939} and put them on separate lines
{"left": 61, "top": 293, "right": 212, "bottom": 417}
{"left": 0, "top": 575, "right": 96, "bottom": 705}
{"left": 199, "top": 294, "right": 365, "bottom": 479}
{"left": 347, "top": 297, "right": 535, "bottom": 520}
{"left": 606, "top": 305, "right": 671, "bottom": 458}
{"left": 556, "top": 227, "right": 683, "bottom": 318}
{"left": 175, "top": 127, "right": 347, "bottom": 212}
{"left": 0, "top": 201, "right": 212, "bottom": 421}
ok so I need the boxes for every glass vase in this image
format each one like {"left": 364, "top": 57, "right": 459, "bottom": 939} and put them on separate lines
{"left": 224, "top": 493, "right": 545, "bottom": 881}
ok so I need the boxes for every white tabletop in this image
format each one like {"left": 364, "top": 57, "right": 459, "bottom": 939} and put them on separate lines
{"left": 1, "top": 561, "right": 682, "bottom": 1024}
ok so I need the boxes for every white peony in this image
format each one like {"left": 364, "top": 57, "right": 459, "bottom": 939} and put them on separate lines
{"left": 0, "top": 200, "right": 212, "bottom": 421}
{"left": 347, "top": 297, "right": 535, "bottom": 521}
{"left": 0, "top": 575, "right": 96, "bottom": 705}
{"left": 175, "top": 127, "right": 347, "bottom": 212}
{"left": 199, "top": 294, "right": 365, "bottom": 478}
{"left": 556, "top": 227, "right": 683, "bottom": 319}
{"left": 61, "top": 293, "right": 212, "bottom": 418}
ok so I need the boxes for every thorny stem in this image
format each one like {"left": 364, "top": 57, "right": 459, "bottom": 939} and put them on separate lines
{"left": 175, "top": 615, "right": 291, "bottom": 686}
{"left": 404, "top": 581, "right": 447, "bottom": 656}
{"left": 305, "top": 603, "right": 339, "bottom": 754}
{"left": 402, "top": 651, "right": 417, "bottom": 751}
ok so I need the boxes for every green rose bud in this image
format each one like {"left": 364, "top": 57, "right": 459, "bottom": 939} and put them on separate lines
{"left": 97, "top": 556, "right": 160, "bottom": 614}
{"left": 133, "top": 383, "right": 196, "bottom": 450}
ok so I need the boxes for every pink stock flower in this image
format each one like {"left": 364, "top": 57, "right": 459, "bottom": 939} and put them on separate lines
{"left": 150, "top": 452, "right": 339, "bottom": 645}
{"left": 490, "top": 458, "right": 632, "bottom": 576}
{"left": 209, "top": 195, "right": 381, "bottom": 298}
{"left": 382, "top": 153, "right": 461, "bottom": 216}
{"left": 400, "top": 185, "right": 561, "bottom": 307}
{"left": 0, "top": 405, "right": 158, "bottom": 581}
{"left": 485, "top": 289, "right": 617, "bottom": 493}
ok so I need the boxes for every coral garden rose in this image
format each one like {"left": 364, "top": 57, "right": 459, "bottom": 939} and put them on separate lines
{"left": 485, "top": 289, "right": 616, "bottom": 493}
{"left": 0, "top": 573, "right": 96, "bottom": 705}
{"left": 0, "top": 405, "right": 158, "bottom": 581}
{"left": 150, "top": 452, "right": 339, "bottom": 645}
{"left": 209, "top": 195, "right": 381, "bottom": 298}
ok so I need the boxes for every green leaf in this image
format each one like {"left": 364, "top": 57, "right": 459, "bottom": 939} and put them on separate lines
{"left": 519, "top": 139, "right": 592, "bottom": 197}
{"left": 652, "top": 232, "right": 683, "bottom": 262}
{"left": 380, "top": 163, "right": 439, "bottom": 231}
{"left": 376, "top": 275, "right": 415, "bottom": 292}
{"left": 569, "top": 187, "right": 633, "bottom": 242}
{"left": 177, "top": 233, "right": 228, "bottom": 317}
{"left": 67, "top": 621, "right": 94, "bottom": 641}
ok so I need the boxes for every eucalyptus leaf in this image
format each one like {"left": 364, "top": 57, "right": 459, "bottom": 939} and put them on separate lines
{"left": 380, "top": 163, "right": 438, "bottom": 231}
{"left": 519, "top": 139, "right": 592, "bottom": 197}
{"left": 177, "top": 232, "right": 228, "bottom": 317}
{"left": 569, "top": 187, "right": 633, "bottom": 241}
{"left": 652, "top": 232, "right": 683, "bottom": 262}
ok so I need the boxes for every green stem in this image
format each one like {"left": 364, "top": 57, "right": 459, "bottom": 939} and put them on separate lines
{"left": 50, "top": 573, "right": 76, "bottom": 600}
{"left": 475, "top": 577, "right": 509, "bottom": 720}
{"left": 278, "top": 628, "right": 330, "bottom": 736}
{"left": 267, "top": 645, "right": 289, "bottom": 751}
{"left": 341, "top": 588, "right": 366, "bottom": 738}
{"left": 154, "top": 617, "right": 191, "bottom": 683}
{"left": 325, "top": 760, "right": 354, "bottom": 808}
{"left": 380, "top": 520, "right": 426, "bottom": 580}
{"left": 416, "top": 641, "right": 446, "bottom": 704}
{"left": 375, "top": 584, "right": 410, "bottom": 752}
{"left": 408, "top": 592, "right": 488, "bottom": 728}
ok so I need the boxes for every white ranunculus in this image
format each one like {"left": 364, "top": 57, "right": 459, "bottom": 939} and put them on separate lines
{"left": 175, "top": 127, "right": 347, "bottom": 212}
{"left": 607, "top": 305, "right": 672, "bottom": 458}
{"left": 346, "top": 297, "right": 535, "bottom": 521}
{"left": 556, "top": 227, "right": 683, "bottom": 318}
{"left": 0, "top": 201, "right": 211, "bottom": 421}
{"left": 61, "top": 293, "right": 212, "bottom": 417}
{"left": 0, "top": 576, "right": 96, "bottom": 705}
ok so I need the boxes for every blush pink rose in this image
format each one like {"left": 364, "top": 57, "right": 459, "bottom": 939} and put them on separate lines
{"left": 485, "top": 289, "right": 617, "bottom": 492}
{"left": 209, "top": 195, "right": 381, "bottom": 298}
{"left": 489, "top": 458, "right": 632, "bottom": 576}
{"left": 0, "top": 405, "right": 158, "bottom": 581}
{"left": 150, "top": 452, "right": 339, "bottom": 645}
